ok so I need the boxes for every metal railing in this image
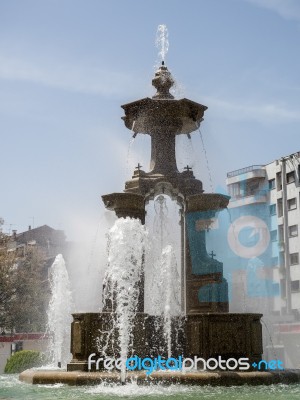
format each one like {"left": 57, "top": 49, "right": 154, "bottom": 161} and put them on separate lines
{"left": 227, "top": 165, "right": 265, "bottom": 178}
{"left": 230, "top": 189, "right": 268, "bottom": 199}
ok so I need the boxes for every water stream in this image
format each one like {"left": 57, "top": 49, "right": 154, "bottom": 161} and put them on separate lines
{"left": 125, "top": 136, "right": 136, "bottom": 181}
{"left": 156, "top": 24, "right": 169, "bottom": 63}
{"left": 102, "top": 217, "right": 148, "bottom": 383}
{"left": 158, "top": 245, "right": 181, "bottom": 358}
{"left": 146, "top": 196, "right": 182, "bottom": 357}
{"left": 46, "top": 254, "right": 73, "bottom": 368}
{"left": 198, "top": 128, "right": 214, "bottom": 192}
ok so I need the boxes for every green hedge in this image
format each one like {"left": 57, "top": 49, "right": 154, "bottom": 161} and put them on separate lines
{"left": 4, "top": 350, "right": 45, "bottom": 373}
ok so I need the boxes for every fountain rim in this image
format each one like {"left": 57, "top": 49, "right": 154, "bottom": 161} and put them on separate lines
{"left": 19, "top": 368, "right": 300, "bottom": 386}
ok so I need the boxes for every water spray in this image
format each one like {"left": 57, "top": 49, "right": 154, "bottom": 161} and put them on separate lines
{"left": 156, "top": 24, "right": 169, "bottom": 63}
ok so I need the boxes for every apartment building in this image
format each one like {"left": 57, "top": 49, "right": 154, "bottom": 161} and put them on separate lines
{"left": 226, "top": 151, "right": 300, "bottom": 367}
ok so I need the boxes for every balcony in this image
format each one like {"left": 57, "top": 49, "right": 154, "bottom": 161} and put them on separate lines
{"left": 226, "top": 165, "right": 266, "bottom": 185}
{"left": 227, "top": 165, "right": 265, "bottom": 178}
{"left": 228, "top": 190, "right": 268, "bottom": 208}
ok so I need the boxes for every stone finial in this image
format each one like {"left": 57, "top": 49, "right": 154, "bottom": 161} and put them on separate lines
{"left": 152, "top": 62, "right": 175, "bottom": 99}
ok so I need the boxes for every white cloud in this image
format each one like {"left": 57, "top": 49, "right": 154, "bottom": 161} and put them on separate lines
{"left": 0, "top": 54, "right": 144, "bottom": 98}
{"left": 204, "top": 96, "right": 300, "bottom": 123}
{"left": 245, "top": 0, "right": 300, "bottom": 21}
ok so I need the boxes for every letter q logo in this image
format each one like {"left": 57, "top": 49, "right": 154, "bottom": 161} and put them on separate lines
{"left": 227, "top": 216, "right": 270, "bottom": 259}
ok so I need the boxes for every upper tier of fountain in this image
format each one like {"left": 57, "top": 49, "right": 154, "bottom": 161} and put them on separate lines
{"left": 117, "top": 62, "right": 210, "bottom": 198}
{"left": 121, "top": 62, "right": 207, "bottom": 136}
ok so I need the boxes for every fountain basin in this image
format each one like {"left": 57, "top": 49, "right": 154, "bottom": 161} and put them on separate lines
{"left": 19, "top": 368, "right": 300, "bottom": 386}
{"left": 186, "top": 193, "right": 230, "bottom": 213}
{"left": 66, "top": 312, "right": 263, "bottom": 373}
{"left": 121, "top": 97, "right": 207, "bottom": 135}
{"left": 101, "top": 193, "right": 146, "bottom": 222}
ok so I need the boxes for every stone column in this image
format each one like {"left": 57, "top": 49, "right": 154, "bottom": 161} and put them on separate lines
{"left": 184, "top": 193, "right": 230, "bottom": 314}
{"left": 150, "top": 129, "right": 178, "bottom": 175}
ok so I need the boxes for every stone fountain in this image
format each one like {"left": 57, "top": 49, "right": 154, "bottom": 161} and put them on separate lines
{"left": 66, "top": 61, "right": 263, "bottom": 373}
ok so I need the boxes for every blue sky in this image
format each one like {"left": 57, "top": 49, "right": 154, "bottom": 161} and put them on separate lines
{"left": 1, "top": 0, "right": 300, "bottom": 240}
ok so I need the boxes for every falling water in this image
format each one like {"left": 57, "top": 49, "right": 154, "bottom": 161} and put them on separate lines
{"left": 156, "top": 24, "right": 169, "bottom": 62}
{"left": 146, "top": 196, "right": 181, "bottom": 357}
{"left": 153, "top": 195, "right": 170, "bottom": 253}
{"left": 261, "top": 317, "right": 279, "bottom": 361}
{"left": 125, "top": 136, "right": 136, "bottom": 180}
{"left": 226, "top": 207, "right": 240, "bottom": 258}
{"left": 176, "top": 134, "right": 198, "bottom": 173}
{"left": 102, "top": 217, "right": 148, "bottom": 383}
{"left": 158, "top": 245, "right": 181, "bottom": 358}
{"left": 47, "top": 254, "right": 73, "bottom": 368}
{"left": 198, "top": 128, "right": 214, "bottom": 192}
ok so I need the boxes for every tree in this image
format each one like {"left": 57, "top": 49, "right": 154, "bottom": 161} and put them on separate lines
{"left": 0, "top": 219, "right": 49, "bottom": 333}
{"left": 0, "top": 235, "right": 17, "bottom": 331}
{"left": 8, "top": 247, "right": 49, "bottom": 332}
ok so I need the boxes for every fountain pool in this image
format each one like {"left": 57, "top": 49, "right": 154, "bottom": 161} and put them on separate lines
{"left": 2, "top": 374, "right": 300, "bottom": 399}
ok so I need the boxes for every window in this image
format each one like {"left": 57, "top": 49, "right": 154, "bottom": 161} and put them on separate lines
{"left": 272, "top": 311, "right": 280, "bottom": 317}
{"left": 279, "top": 252, "right": 285, "bottom": 267}
{"left": 278, "top": 225, "right": 284, "bottom": 241}
{"left": 280, "top": 279, "right": 286, "bottom": 297}
{"left": 270, "top": 230, "right": 277, "bottom": 241}
{"left": 289, "top": 225, "right": 298, "bottom": 237}
{"left": 291, "top": 280, "right": 300, "bottom": 292}
{"left": 288, "top": 198, "right": 297, "bottom": 210}
{"left": 277, "top": 199, "right": 283, "bottom": 218}
{"left": 271, "top": 256, "right": 278, "bottom": 267}
{"left": 276, "top": 172, "right": 282, "bottom": 191}
{"left": 286, "top": 171, "right": 295, "bottom": 184}
{"left": 11, "top": 341, "right": 23, "bottom": 354}
{"left": 290, "top": 253, "right": 299, "bottom": 265}
{"left": 269, "top": 179, "right": 275, "bottom": 190}
{"left": 228, "top": 183, "right": 241, "bottom": 198}
{"left": 270, "top": 204, "right": 276, "bottom": 215}
{"left": 245, "top": 179, "right": 260, "bottom": 196}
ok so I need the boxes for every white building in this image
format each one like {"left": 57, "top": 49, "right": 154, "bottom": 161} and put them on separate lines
{"left": 226, "top": 151, "right": 300, "bottom": 368}
{"left": 0, "top": 333, "right": 48, "bottom": 373}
